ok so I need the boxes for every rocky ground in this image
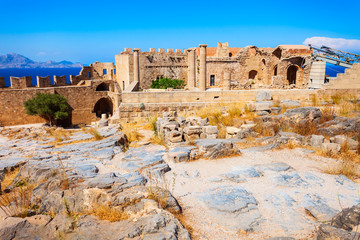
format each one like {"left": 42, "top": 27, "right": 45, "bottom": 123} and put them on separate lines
{"left": 1, "top": 100, "right": 360, "bottom": 239}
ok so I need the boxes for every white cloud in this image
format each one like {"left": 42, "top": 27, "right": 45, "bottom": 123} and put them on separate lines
{"left": 303, "top": 37, "right": 360, "bottom": 51}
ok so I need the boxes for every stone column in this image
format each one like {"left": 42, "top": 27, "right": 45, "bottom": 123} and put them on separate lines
{"left": 199, "top": 44, "right": 207, "bottom": 91}
{"left": 224, "top": 72, "right": 231, "bottom": 90}
{"left": 187, "top": 48, "right": 196, "bottom": 89}
{"left": 133, "top": 48, "right": 140, "bottom": 83}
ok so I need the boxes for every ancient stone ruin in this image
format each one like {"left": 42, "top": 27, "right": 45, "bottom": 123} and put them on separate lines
{"left": 1, "top": 42, "right": 360, "bottom": 239}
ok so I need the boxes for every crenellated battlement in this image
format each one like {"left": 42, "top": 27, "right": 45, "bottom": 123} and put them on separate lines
{"left": 0, "top": 75, "right": 72, "bottom": 89}
{"left": 10, "top": 76, "right": 32, "bottom": 89}
{"left": 36, "top": 76, "right": 52, "bottom": 88}
{"left": 121, "top": 48, "right": 185, "bottom": 55}
{"left": 54, "top": 75, "right": 67, "bottom": 86}
{"left": 0, "top": 77, "right": 5, "bottom": 88}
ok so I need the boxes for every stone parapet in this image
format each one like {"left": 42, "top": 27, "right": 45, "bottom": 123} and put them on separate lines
{"left": 37, "top": 76, "right": 51, "bottom": 88}
{"left": 10, "top": 76, "right": 32, "bottom": 89}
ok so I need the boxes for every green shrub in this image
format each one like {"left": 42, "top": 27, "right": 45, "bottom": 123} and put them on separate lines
{"left": 24, "top": 93, "right": 70, "bottom": 126}
{"left": 150, "top": 78, "right": 185, "bottom": 89}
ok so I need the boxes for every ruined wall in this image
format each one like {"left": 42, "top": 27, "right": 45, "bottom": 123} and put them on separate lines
{"left": 90, "top": 62, "right": 116, "bottom": 80}
{"left": 70, "top": 66, "right": 92, "bottom": 85}
{"left": 0, "top": 78, "right": 119, "bottom": 126}
{"left": 140, "top": 49, "right": 188, "bottom": 90}
{"left": 327, "top": 63, "right": 360, "bottom": 89}
{"left": 115, "top": 43, "right": 312, "bottom": 91}
{"left": 115, "top": 48, "right": 188, "bottom": 91}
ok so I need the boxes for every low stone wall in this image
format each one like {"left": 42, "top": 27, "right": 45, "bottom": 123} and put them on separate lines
{"left": 122, "top": 89, "right": 319, "bottom": 104}
{"left": 119, "top": 89, "right": 360, "bottom": 121}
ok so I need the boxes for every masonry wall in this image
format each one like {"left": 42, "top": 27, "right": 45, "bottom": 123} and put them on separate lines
{"left": 90, "top": 62, "right": 116, "bottom": 80}
{"left": 0, "top": 82, "right": 118, "bottom": 126}
{"left": 327, "top": 63, "right": 360, "bottom": 89}
{"left": 139, "top": 50, "right": 188, "bottom": 90}
{"left": 119, "top": 88, "right": 360, "bottom": 121}
{"left": 116, "top": 44, "right": 312, "bottom": 91}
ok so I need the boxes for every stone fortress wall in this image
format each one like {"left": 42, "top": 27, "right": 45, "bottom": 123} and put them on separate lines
{"left": 0, "top": 62, "right": 120, "bottom": 126}
{"left": 0, "top": 42, "right": 359, "bottom": 126}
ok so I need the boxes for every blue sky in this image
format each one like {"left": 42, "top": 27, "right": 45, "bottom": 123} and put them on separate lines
{"left": 1, "top": 0, "right": 359, "bottom": 64}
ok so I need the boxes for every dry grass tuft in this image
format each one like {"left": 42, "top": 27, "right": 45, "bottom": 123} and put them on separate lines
{"left": 149, "top": 134, "right": 166, "bottom": 146}
{"left": 45, "top": 127, "right": 72, "bottom": 143}
{"left": 311, "top": 94, "right": 319, "bottom": 106}
{"left": 1, "top": 168, "right": 20, "bottom": 190}
{"left": 87, "top": 127, "right": 104, "bottom": 140}
{"left": 272, "top": 99, "right": 280, "bottom": 107}
{"left": 253, "top": 120, "right": 279, "bottom": 137}
{"left": 320, "top": 106, "right": 336, "bottom": 123}
{"left": 0, "top": 185, "right": 36, "bottom": 218}
{"left": 87, "top": 203, "right": 129, "bottom": 222}
{"left": 323, "top": 160, "right": 360, "bottom": 180}
{"left": 173, "top": 212, "right": 195, "bottom": 238}
{"left": 120, "top": 122, "right": 144, "bottom": 144}
{"left": 146, "top": 171, "right": 176, "bottom": 210}
{"left": 57, "top": 157, "right": 70, "bottom": 190}
{"left": 292, "top": 120, "right": 318, "bottom": 136}
{"left": 227, "top": 104, "right": 243, "bottom": 118}
{"left": 331, "top": 94, "right": 342, "bottom": 105}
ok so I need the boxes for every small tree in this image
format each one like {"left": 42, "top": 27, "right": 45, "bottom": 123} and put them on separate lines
{"left": 150, "top": 77, "right": 185, "bottom": 89}
{"left": 24, "top": 93, "right": 70, "bottom": 126}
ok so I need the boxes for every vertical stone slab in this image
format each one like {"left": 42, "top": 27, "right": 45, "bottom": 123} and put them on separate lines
{"left": 10, "top": 76, "right": 32, "bottom": 88}
{"left": 0, "top": 77, "right": 5, "bottom": 88}
{"left": 308, "top": 61, "right": 326, "bottom": 89}
{"left": 133, "top": 48, "right": 140, "bottom": 84}
{"left": 199, "top": 44, "right": 207, "bottom": 91}
{"left": 36, "top": 76, "right": 51, "bottom": 88}
{"left": 187, "top": 49, "right": 196, "bottom": 89}
{"left": 54, "top": 75, "right": 67, "bottom": 86}
{"left": 224, "top": 72, "right": 231, "bottom": 90}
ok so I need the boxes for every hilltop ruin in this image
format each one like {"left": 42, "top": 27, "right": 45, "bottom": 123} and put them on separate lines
{"left": 0, "top": 42, "right": 359, "bottom": 126}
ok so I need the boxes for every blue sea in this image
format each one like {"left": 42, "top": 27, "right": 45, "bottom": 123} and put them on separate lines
{"left": 0, "top": 68, "right": 82, "bottom": 87}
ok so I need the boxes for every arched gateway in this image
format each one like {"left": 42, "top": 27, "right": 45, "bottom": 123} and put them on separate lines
{"left": 94, "top": 97, "right": 113, "bottom": 118}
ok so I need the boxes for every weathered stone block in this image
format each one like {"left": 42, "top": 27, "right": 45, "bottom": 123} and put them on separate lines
{"left": 322, "top": 142, "right": 341, "bottom": 154}
{"left": 168, "top": 131, "right": 183, "bottom": 143}
{"left": 183, "top": 126, "right": 202, "bottom": 135}
{"left": 226, "top": 127, "right": 240, "bottom": 135}
{"left": 256, "top": 91, "right": 272, "bottom": 101}
{"left": 334, "top": 135, "right": 359, "bottom": 150}
{"left": 203, "top": 125, "right": 218, "bottom": 134}
{"left": 271, "top": 107, "right": 281, "bottom": 114}
{"left": 311, "top": 135, "right": 325, "bottom": 148}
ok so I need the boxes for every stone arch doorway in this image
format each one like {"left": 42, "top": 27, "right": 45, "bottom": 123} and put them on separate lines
{"left": 249, "top": 70, "right": 258, "bottom": 80}
{"left": 94, "top": 97, "right": 113, "bottom": 118}
{"left": 96, "top": 82, "right": 109, "bottom": 91}
{"left": 273, "top": 65, "right": 278, "bottom": 76}
{"left": 287, "top": 65, "right": 298, "bottom": 85}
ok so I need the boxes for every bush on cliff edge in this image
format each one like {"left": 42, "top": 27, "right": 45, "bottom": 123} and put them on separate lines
{"left": 24, "top": 93, "right": 70, "bottom": 126}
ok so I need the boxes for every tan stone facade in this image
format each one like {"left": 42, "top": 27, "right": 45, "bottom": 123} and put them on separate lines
{"left": 115, "top": 42, "right": 312, "bottom": 91}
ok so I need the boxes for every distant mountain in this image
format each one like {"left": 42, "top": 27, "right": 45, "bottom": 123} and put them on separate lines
{"left": 0, "top": 53, "right": 83, "bottom": 69}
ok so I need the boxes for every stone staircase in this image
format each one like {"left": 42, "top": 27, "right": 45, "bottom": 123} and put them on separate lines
{"left": 327, "top": 63, "right": 360, "bottom": 89}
